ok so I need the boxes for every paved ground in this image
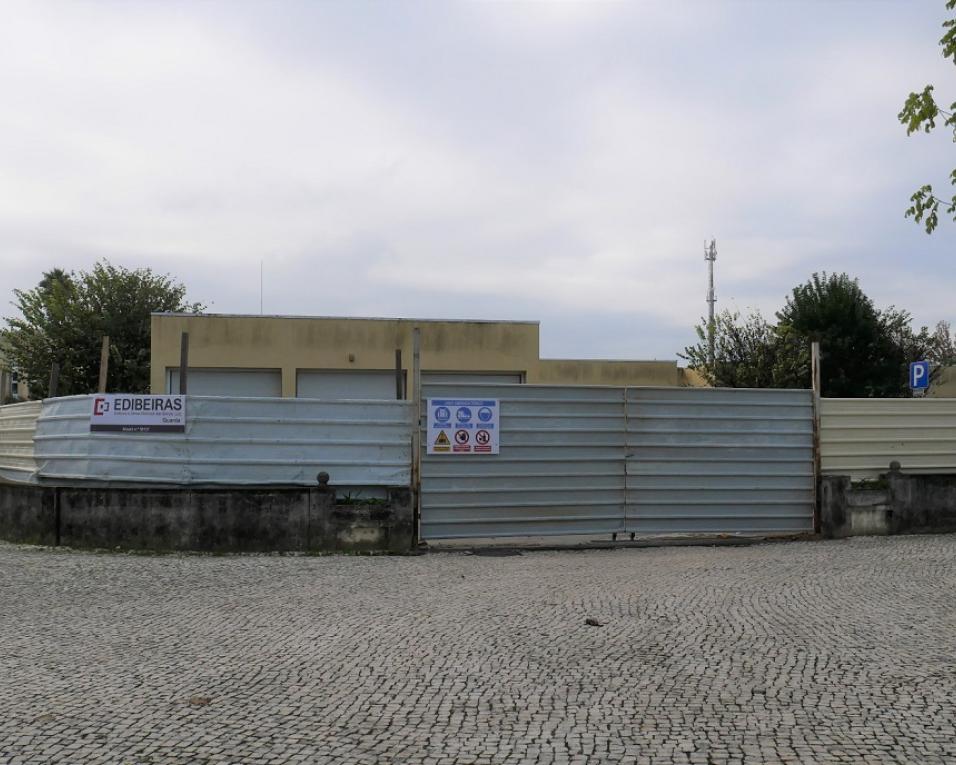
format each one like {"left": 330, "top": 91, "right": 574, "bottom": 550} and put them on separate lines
{"left": 1, "top": 536, "right": 955, "bottom": 765}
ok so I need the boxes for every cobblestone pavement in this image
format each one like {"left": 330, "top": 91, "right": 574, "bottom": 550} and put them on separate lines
{"left": 1, "top": 536, "right": 955, "bottom": 765}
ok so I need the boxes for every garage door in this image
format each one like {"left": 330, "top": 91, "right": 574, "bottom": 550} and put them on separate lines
{"left": 297, "top": 370, "right": 400, "bottom": 400}
{"left": 166, "top": 368, "right": 282, "bottom": 397}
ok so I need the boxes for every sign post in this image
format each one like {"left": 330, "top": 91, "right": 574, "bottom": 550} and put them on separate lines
{"left": 910, "top": 361, "right": 930, "bottom": 397}
{"left": 426, "top": 399, "right": 499, "bottom": 455}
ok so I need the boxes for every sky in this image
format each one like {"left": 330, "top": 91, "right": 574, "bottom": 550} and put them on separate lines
{"left": 1, "top": 0, "right": 954, "bottom": 361}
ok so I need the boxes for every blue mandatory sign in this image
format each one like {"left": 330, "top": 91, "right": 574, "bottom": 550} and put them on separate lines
{"left": 456, "top": 407, "right": 472, "bottom": 423}
{"left": 434, "top": 406, "right": 451, "bottom": 422}
{"left": 478, "top": 407, "right": 494, "bottom": 423}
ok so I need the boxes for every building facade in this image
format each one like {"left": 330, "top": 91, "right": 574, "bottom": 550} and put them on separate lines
{"left": 0, "top": 354, "right": 26, "bottom": 404}
{"left": 150, "top": 313, "right": 699, "bottom": 398}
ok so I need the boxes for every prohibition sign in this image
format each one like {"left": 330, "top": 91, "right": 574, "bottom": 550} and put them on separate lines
{"left": 455, "top": 429, "right": 470, "bottom": 445}
{"left": 475, "top": 430, "right": 491, "bottom": 446}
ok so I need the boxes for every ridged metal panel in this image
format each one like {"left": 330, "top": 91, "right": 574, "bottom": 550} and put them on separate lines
{"left": 0, "top": 401, "right": 42, "bottom": 483}
{"left": 820, "top": 398, "right": 956, "bottom": 480}
{"left": 625, "top": 388, "right": 814, "bottom": 534}
{"left": 420, "top": 384, "right": 626, "bottom": 539}
{"left": 33, "top": 395, "right": 414, "bottom": 486}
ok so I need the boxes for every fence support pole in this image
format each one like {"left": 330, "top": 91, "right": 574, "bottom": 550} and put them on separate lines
{"left": 179, "top": 332, "right": 189, "bottom": 395}
{"left": 395, "top": 349, "right": 403, "bottom": 400}
{"left": 412, "top": 328, "right": 422, "bottom": 544}
{"left": 98, "top": 336, "right": 110, "bottom": 393}
{"left": 811, "top": 341, "right": 821, "bottom": 534}
{"left": 48, "top": 361, "right": 60, "bottom": 399}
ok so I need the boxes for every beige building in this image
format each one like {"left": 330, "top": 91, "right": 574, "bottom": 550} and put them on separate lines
{"left": 150, "top": 313, "right": 701, "bottom": 398}
{"left": 0, "top": 353, "right": 27, "bottom": 404}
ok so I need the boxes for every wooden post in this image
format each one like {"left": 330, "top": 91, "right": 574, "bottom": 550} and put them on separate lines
{"left": 179, "top": 332, "right": 189, "bottom": 395}
{"left": 811, "top": 341, "right": 821, "bottom": 534}
{"left": 411, "top": 328, "right": 422, "bottom": 544}
{"left": 48, "top": 361, "right": 60, "bottom": 399}
{"left": 98, "top": 336, "right": 110, "bottom": 393}
{"left": 395, "top": 349, "right": 403, "bottom": 400}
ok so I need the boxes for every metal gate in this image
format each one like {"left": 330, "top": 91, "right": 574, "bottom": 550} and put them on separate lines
{"left": 625, "top": 387, "right": 814, "bottom": 534}
{"left": 420, "top": 384, "right": 814, "bottom": 539}
{"left": 420, "top": 384, "right": 625, "bottom": 539}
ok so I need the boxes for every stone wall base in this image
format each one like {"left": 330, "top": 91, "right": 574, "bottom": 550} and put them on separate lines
{"left": 0, "top": 482, "right": 414, "bottom": 553}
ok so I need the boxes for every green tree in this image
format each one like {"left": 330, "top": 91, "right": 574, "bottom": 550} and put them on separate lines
{"left": 683, "top": 273, "right": 933, "bottom": 396}
{"left": 776, "top": 273, "right": 930, "bottom": 396}
{"left": 680, "top": 309, "right": 779, "bottom": 388}
{"left": 2, "top": 261, "right": 203, "bottom": 398}
{"left": 926, "top": 320, "right": 956, "bottom": 364}
{"left": 898, "top": 0, "right": 956, "bottom": 233}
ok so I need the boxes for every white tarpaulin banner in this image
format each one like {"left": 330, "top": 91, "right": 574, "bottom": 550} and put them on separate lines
{"left": 426, "top": 398, "right": 499, "bottom": 455}
{"left": 90, "top": 394, "right": 186, "bottom": 433}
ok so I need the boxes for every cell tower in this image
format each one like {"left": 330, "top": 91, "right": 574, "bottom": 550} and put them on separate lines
{"left": 705, "top": 239, "right": 717, "bottom": 366}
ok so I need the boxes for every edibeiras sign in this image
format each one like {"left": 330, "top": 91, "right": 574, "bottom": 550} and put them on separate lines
{"left": 90, "top": 394, "right": 186, "bottom": 433}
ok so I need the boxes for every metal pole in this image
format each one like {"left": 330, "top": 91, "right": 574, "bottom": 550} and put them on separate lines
{"left": 705, "top": 240, "right": 717, "bottom": 367}
{"left": 48, "top": 361, "right": 60, "bottom": 399}
{"left": 395, "top": 349, "right": 403, "bottom": 400}
{"left": 811, "top": 341, "right": 821, "bottom": 534}
{"left": 179, "top": 332, "right": 189, "bottom": 395}
{"left": 411, "top": 328, "right": 422, "bottom": 544}
{"left": 98, "top": 336, "right": 110, "bottom": 393}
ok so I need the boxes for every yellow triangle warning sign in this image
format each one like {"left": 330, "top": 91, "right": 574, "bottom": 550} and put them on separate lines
{"left": 435, "top": 430, "right": 450, "bottom": 447}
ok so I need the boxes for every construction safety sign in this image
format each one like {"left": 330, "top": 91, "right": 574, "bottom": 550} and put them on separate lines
{"left": 426, "top": 399, "right": 499, "bottom": 455}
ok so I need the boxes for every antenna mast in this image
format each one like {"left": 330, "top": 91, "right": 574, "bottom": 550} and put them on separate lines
{"left": 705, "top": 239, "right": 717, "bottom": 366}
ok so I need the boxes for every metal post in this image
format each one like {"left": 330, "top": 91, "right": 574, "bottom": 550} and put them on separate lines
{"left": 811, "top": 341, "right": 821, "bottom": 534}
{"left": 98, "top": 336, "right": 110, "bottom": 393}
{"left": 48, "top": 361, "right": 60, "bottom": 399}
{"left": 179, "top": 332, "right": 189, "bottom": 395}
{"left": 411, "top": 328, "right": 422, "bottom": 544}
{"left": 705, "top": 239, "right": 717, "bottom": 367}
{"left": 395, "top": 349, "right": 403, "bottom": 400}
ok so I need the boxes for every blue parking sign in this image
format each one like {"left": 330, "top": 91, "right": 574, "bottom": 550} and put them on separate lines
{"left": 910, "top": 361, "right": 930, "bottom": 391}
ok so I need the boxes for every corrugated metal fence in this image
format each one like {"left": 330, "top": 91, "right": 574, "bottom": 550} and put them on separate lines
{"left": 420, "top": 384, "right": 626, "bottom": 539}
{"left": 31, "top": 395, "right": 414, "bottom": 486}
{"left": 820, "top": 398, "right": 956, "bottom": 480}
{"left": 420, "top": 384, "right": 815, "bottom": 539}
{"left": 0, "top": 401, "right": 41, "bottom": 482}
{"left": 626, "top": 388, "right": 815, "bottom": 534}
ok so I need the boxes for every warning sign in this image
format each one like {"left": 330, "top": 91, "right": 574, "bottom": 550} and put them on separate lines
{"left": 426, "top": 398, "right": 499, "bottom": 455}
{"left": 433, "top": 429, "right": 451, "bottom": 452}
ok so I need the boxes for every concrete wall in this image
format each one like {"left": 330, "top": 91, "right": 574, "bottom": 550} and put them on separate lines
{"left": 151, "top": 313, "right": 692, "bottom": 397}
{"left": 928, "top": 365, "right": 956, "bottom": 397}
{"left": 151, "top": 314, "right": 540, "bottom": 398}
{"left": 0, "top": 483, "right": 56, "bottom": 545}
{"left": 0, "top": 356, "right": 29, "bottom": 403}
{"left": 820, "top": 471, "right": 956, "bottom": 538}
{"left": 533, "top": 359, "right": 679, "bottom": 387}
{"left": 0, "top": 482, "right": 414, "bottom": 553}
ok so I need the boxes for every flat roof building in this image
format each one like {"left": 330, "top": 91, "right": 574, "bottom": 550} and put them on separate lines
{"left": 150, "top": 313, "right": 703, "bottom": 398}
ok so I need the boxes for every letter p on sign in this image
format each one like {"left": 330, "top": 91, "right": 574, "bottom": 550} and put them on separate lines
{"left": 910, "top": 361, "right": 930, "bottom": 391}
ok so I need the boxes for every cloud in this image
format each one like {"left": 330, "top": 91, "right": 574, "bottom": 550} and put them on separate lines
{"left": 0, "top": 0, "right": 954, "bottom": 359}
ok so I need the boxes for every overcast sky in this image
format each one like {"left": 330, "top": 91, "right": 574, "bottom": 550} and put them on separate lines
{"left": 1, "top": 1, "right": 954, "bottom": 360}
